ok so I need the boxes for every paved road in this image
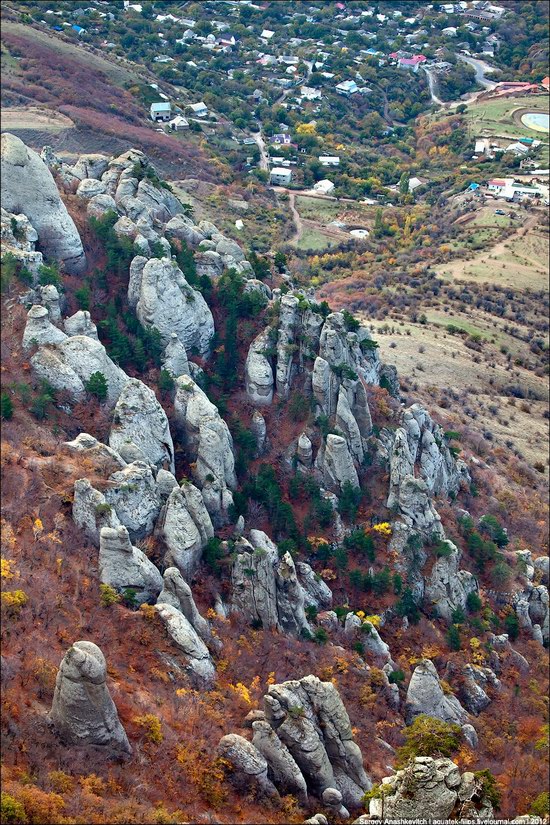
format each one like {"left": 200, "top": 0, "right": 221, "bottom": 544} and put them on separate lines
{"left": 457, "top": 54, "right": 499, "bottom": 91}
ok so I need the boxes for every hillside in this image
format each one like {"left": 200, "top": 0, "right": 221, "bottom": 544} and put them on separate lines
{"left": 1, "top": 128, "right": 549, "bottom": 825}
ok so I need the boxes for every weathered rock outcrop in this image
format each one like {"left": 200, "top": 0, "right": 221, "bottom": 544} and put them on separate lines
{"left": 109, "top": 378, "right": 175, "bottom": 472}
{"left": 295, "top": 562, "right": 333, "bottom": 610}
{"left": 458, "top": 664, "right": 500, "bottom": 715}
{"left": 49, "top": 641, "right": 131, "bottom": 753}
{"left": 1, "top": 133, "right": 86, "bottom": 274}
{"left": 128, "top": 256, "right": 214, "bottom": 355}
{"left": 424, "top": 541, "right": 479, "bottom": 621}
{"left": 263, "top": 675, "right": 371, "bottom": 808}
{"left": 159, "top": 483, "right": 214, "bottom": 580}
{"left": 31, "top": 335, "right": 129, "bottom": 405}
{"left": 405, "top": 659, "right": 468, "bottom": 726}
{"left": 245, "top": 328, "right": 275, "bottom": 405}
{"left": 154, "top": 602, "right": 215, "bottom": 686}
{"left": 22, "top": 305, "right": 67, "bottom": 350}
{"left": 157, "top": 567, "right": 215, "bottom": 648}
{"left": 230, "top": 530, "right": 311, "bottom": 636}
{"left": 315, "top": 434, "right": 359, "bottom": 494}
{"left": 276, "top": 295, "right": 300, "bottom": 398}
{"left": 396, "top": 475, "right": 444, "bottom": 536}
{"left": 387, "top": 405, "right": 470, "bottom": 509}
{"left": 368, "top": 758, "right": 494, "bottom": 820}
{"left": 103, "top": 461, "right": 161, "bottom": 540}
{"left": 252, "top": 720, "right": 308, "bottom": 805}
{"left": 65, "top": 433, "right": 126, "bottom": 469}
{"left": 99, "top": 525, "right": 163, "bottom": 604}
{"left": 162, "top": 333, "right": 190, "bottom": 378}
{"left": 218, "top": 734, "right": 278, "bottom": 797}
{"left": 173, "top": 376, "right": 236, "bottom": 522}
{"left": 0, "top": 207, "right": 44, "bottom": 276}
{"left": 63, "top": 311, "right": 99, "bottom": 340}
{"left": 72, "top": 478, "right": 121, "bottom": 545}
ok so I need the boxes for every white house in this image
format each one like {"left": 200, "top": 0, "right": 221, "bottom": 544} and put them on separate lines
{"left": 261, "top": 29, "right": 274, "bottom": 40}
{"left": 474, "top": 139, "right": 488, "bottom": 155}
{"left": 188, "top": 101, "right": 208, "bottom": 117}
{"left": 319, "top": 155, "right": 340, "bottom": 167}
{"left": 270, "top": 167, "right": 292, "bottom": 186}
{"left": 150, "top": 101, "right": 171, "bottom": 122}
{"left": 335, "top": 80, "right": 358, "bottom": 96}
{"left": 313, "top": 179, "right": 335, "bottom": 194}
{"left": 506, "top": 142, "right": 530, "bottom": 156}
{"left": 168, "top": 115, "right": 189, "bottom": 131}
{"left": 300, "top": 86, "right": 322, "bottom": 101}
{"left": 408, "top": 177, "right": 424, "bottom": 192}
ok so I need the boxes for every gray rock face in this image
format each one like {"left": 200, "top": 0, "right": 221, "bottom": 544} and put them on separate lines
{"left": 76, "top": 178, "right": 107, "bottom": 200}
{"left": 387, "top": 404, "right": 470, "bottom": 509}
{"left": 533, "top": 555, "right": 549, "bottom": 585}
{"left": 99, "top": 525, "right": 163, "bottom": 604}
{"left": 129, "top": 256, "right": 214, "bottom": 355}
{"left": 36, "top": 284, "right": 63, "bottom": 324}
{"left": 405, "top": 659, "right": 468, "bottom": 726}
{"left": 109, "top": 379, "right": 174, "bottom": 473}
{"left": 22, "top": 305, "right": 67, "bottom": 350}
{"left": 173, "top": 376, "right": 236, "bottom": 522}
{"left": 252, "top": 719, "right": 308, "bottom": 804}
{"left": 369, "top": 758, "right": 493, "bottom": 820}
{"left": 230, "top": 530, "right": 310, "bottom": 636}
{"left": 396, "top": 475, "right": 444, "bottom": 536}
{"left": 251, "top": 410, "right": 267, "bottom": 457}
{"left": 63, "top": 311, "right": 99, "bottom": 340}
{"left": 295, "top": 562, "right": 333, "bottom": 610}
{"left": 359, "top": 621, "right": 392, "bottom": 663}
{"left": 1, "top": 134, "right": 86, "bottom": 274}
{"left": 103, "top": 461, "right": 161, "bottom": 541}
{"left": 263, "top": 675, "right": 371, "bottom": 809}
{"left": 276, "top": 295, "right": 300, "bottom": 398}
{"left": 218, "top": 734, "right": 278, "bottom": 797}
{"left": 31, "top": 335, "right": 129, "bottom": 405}
{"left": 65, "top": 433, "right": 126, "bottom": 469}
{"left": 86, "top": 194, "right": 117, "bottom": 219}
{"left": 245, "top": 329, "right": 275, "bottom": 405}
{"left": 0, "top": 207, "right": 44, "bottom": 277}
{"left": 49, "top": 641, "right": 131, "bottom": 753}
{"left": 322, "top": 787, "right": 349, "bottom": 819}
{"left": 157, "top": 567, "right": 214, "bottom": 647}
{"left": 165, "top": 215, "right": 205, "bottom": 248}
{"left": 316, "top": 434, "right": 359, "bottom": 494}
{"left": 424, "top": 541, "right": 478, "bottom": 621}
{"left": 296, "top": 433, "right": 313, "bottom": 469}
{"left": 70, "top": 154, "right": 110, "bottom": 181}
{"left": 160, "top": 483, "right": 214, "bottom": 580}
{"left": 459, "top": 665, "right": 499, "bottom": 715}
{"left": 154, "top": 602, "right": 215, "bottom": 686}
{"left": 162, "top": 333, "right": 190, "bottom": 378}
{"left": 72, "top": 478, "right": 121, "bottom": 546}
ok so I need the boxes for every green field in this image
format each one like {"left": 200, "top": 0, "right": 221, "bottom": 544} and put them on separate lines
{"left": 465, "top": 94, "right": 549, "bottom": 140}
{"left": 295, "top": 196, "right": 342, "bottom": 221}
{"left": 292, "top": 227, "right": 338, "bottom": 251}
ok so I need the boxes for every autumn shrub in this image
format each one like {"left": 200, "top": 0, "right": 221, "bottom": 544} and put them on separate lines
{"left": 134, "top": 714, "right": 163, "bottom": 744}
{"left": 1, "top": 590, "right": 29, "bottom": 617}
{"left": 530, "top": 791, "right": 549, "bottom": 817}
{"left": 0, "top": 793, "right": 27, "bottom": 824}
{"left": 99, "top": 583, "right": 120, "bottom": 607}
{"left": 474, "top": 769, "right": 502, "bottom": 809}
{"left": 395, "top": 715, "right": 462, "bottom": 767}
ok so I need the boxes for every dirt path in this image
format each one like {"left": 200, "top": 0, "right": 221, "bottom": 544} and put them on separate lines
{"left": 287, "top": 193, "right": 303, "bottom": 243}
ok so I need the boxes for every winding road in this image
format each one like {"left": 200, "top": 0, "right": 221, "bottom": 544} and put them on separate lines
{"left": 424, "top": 54, "right": 501, "bottom": 109}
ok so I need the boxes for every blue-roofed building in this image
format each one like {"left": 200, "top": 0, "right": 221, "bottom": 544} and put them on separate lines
{"left": 468, "top": 182, "right": 480, "bottom": 190}
{"left": 72, "top": 24, "right": 86, "bottom": 35}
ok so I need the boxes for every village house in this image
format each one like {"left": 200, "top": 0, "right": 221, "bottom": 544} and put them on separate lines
{"left": 270, "top": 167, "right": 292, "bottom": 186}
{"left": 188, "top": 101, "right": 208, "bottom": 117}
{"left": 313, "top": 179, "right": 335, "bottom": 195}
{"left": 150, "top": 102, "right": 171, "bottom": 122}
{"left": 335, "top": 80, "right": 359, "bottom": 96}
{"left": 319, "top": 155, "right": 340, "bottom": 167}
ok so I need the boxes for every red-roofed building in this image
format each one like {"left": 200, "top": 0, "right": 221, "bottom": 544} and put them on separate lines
{"left": 398, "top": 55, "right": 427, "bottom": 70}
{"left": 542, "top": 77, "right": 550, "bottom": 91}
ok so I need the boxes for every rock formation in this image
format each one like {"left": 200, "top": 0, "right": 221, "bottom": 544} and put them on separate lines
{"left": 405, "top": 659, "right": 469, "bottom": 726}
{"left": 128, "top": 256, "right": 214, "bottom": 355}
{"left": 315, "top": 434, "right": 359, "bottom": 494}
{"left": 154, "top": 602, "right": 215, "bottom": 686}
{"left": 368, "top": 757, "right": 494, "bottom": 820}
{"left": 245, "top": 328, "right": 275, "bottom": 405}
{"left": 218, "top": 734, "right": 278, "bottom": 797}
{"left": 0, "top": 207, "right": 44, "bottom": 276}
{"left": 159, "top": 483, "right": 214, "bottom": 580}
{"left": 229, "top": 530, "right": 313, "bottom": 636}
{"left": 72, "top": 478, "right": 121, "bottom": 545}
{"left": 424, "top": 541, "right": 479, "bottom": 621}
{"left": 1, "top": 134, "right": 86, "bottom": 274}
{"left": 173, "top": 376, "right": 236, "bottom": 522}
{"left": 49, "top": 641, "right": 131, "bottom": 753}
{"left": 109, "top": 378, "right": 175, "bottom": 472}
{"left": 157, "top": 567, "right": 215, "bottom": 648}
{"left": 99, "top": 525, "right": 163, "bottom": 604}
{"left": 103, "top": 461, "right": 162, "bottom": 540}
{"left": 22, "top": 305, "right": 67, "bottom": 350}
{"left": 251, "top": 719, "right": 308, "bottom": 804}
